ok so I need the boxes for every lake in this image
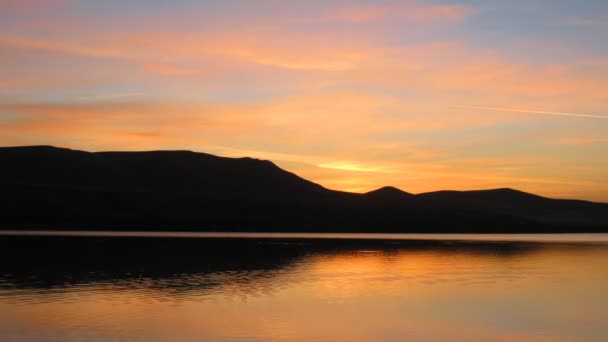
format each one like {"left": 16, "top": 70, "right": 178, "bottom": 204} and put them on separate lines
{"left": 1, "top": 232, "right": 607, "bottom": 341}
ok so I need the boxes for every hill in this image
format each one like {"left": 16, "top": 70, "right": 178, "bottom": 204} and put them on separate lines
{"left": 1, "top": 146, "right": 607, "bottom": 232}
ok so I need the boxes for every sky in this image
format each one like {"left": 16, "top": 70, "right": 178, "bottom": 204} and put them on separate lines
{"left": 0, "top": 0, "right": 607, "bottom": 201}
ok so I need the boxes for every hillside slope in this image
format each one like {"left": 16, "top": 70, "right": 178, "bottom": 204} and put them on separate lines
{"left": 1, "top": 146, "right": 606, "bottom": 232}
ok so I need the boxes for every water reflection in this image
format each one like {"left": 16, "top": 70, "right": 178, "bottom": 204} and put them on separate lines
{"left": 1, "top": 236, "right": 607, "bottom": 341}
{"left": 0, "top": 237, "right": 542, "bottom": 294}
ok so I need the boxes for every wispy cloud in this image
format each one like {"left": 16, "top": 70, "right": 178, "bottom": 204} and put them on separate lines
{"left": 144, "top": 63, "right": 196, "bottom": 76}
{"left": 324, "top": 2, "right": 469, "bottom": 23}
{"left": 557, "top": 137, "right": 608, "bottom": 145}
{"left": 454, "top": 105, "right": 608, "bottom": 119}
{"left": 0, "top": 32, "right": 372, "bottom": 72}
{"left": 561, "top": 17, "right": 607, "bottom": 28}
{"left": 317, "top": 162, "right": 396, "bottom": 173}
{"left": 0, "top": 35, "right": 130, "bottom": 60}
{"left": 0, "top": 0, "right": 68, "bottom": 12}
{"left": 77, "top": 92, "right": 146, "bottom": 101}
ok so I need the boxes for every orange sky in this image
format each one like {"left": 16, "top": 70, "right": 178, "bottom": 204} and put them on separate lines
{"left": 0, "top": 0, "right": 607, "bottom": 200}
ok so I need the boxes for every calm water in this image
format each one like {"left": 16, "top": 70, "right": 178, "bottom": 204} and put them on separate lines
{"left": 1, "top": 233, "right": 608, "bottom": 341}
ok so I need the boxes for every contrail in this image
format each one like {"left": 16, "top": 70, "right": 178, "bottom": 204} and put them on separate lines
{"left": 454, "top": 105, "right": 608, "bottom": 119}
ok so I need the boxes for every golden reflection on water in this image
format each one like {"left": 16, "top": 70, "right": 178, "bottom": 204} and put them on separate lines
{"left": 1, "top": 242, "right": 608, "bottom": 341}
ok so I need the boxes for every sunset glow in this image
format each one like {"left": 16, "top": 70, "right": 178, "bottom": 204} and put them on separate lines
{"left": 1, "top": 0, "right": 607, "bottom": 200}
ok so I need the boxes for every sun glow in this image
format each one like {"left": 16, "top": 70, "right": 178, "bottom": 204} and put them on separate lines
{"left": 317, "top": 162, "right": 394, "bottom": 173}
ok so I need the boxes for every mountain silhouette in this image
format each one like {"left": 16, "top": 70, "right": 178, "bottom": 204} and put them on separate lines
{"left": 0, "top": 145, "right": 327, "bottom": 199}
{"left": 364, "top": 186, "right": 414, "bottom": 200}
{"left": 1, "top": 145, "right": 607, "bottom": 233}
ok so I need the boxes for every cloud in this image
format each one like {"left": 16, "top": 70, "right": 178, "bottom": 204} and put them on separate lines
{"left": 144, "top": 63, "right": 197, "bottom": 76}
{"left": 317, "top": 162, "right": 396, "bottom": 173}
{"left": 561, "top": 17, "right": 607, "bottom": 28}
{"left": 4, "top": 31, "right": 606, "bottom": 118}
{"left": 0, "top": 31, "right": 373, "bottom": 72}
{"left": 556, "top": 137, "right": 608, "bottom": 145}
{"left": 0, "top": 0, "right": 68, "bottom": 12}
{"left": 0, "top": 34, "right": 132, "bottom": 60}
{"left": 453, "top": 105, "right": 608, "bottom": 120}
{"left": 76, "top": 92, "right": 146, "bottom": 101}
{"left": 324, "top": 3, "right": 389, "bottom": 23}
{"left": 324, "top": 1, "right": 470, "bottom": 23}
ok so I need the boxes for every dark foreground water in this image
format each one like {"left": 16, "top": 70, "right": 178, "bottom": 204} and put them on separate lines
{"left": 1, "top": 233, "right": 607, "bottom": 341}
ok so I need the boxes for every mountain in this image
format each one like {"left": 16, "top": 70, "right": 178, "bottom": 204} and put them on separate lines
{"left": 415, "top": 188, "right": 608, "bottom": 227}
{"left": 0, "top": 145, "right": 328, "bottom": 200}
{"left": 364, "top": 186, "right": 413, "bottom": 200}
{"left": 1, "top": 145, "right": 607, "bottom": 233}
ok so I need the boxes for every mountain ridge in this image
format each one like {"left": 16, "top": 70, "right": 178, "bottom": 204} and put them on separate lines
{"left": 2, "top": 145, "right": 599, "bottom": 203}
{"left": 1, "top": 145, "right": 607, "bottom": 233}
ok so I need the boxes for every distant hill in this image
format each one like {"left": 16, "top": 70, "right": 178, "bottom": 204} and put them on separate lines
{"left": 364, "top": 186, "right": 413, "bottom": 200}
{"left": 0, "top": 145, "right": 328, "bottom": 199}
{"left": 1, "top": 145, "right": 607, "bottom": 233}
